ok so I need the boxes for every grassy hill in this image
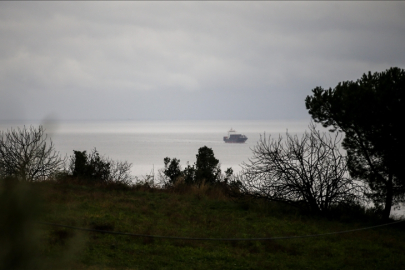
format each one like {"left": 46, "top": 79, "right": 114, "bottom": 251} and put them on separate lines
{"left": 1, "top": 180, "right": 405, "bottom": 270}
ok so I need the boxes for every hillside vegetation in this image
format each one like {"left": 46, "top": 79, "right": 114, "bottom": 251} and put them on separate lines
{"left": 1, "top": 180, "right": 404, "bottom": 270}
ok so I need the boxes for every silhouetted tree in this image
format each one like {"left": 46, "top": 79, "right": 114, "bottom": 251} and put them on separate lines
{"left": 161, "top": 146, "right": 230, "bottom": 187}
{"left": 182, "top": 162, "right": 196, "bottom": 185}
{"left": 0, "top": 126, "right": 63, "bottom": 182}
{"left": 69, "top": 148, "right": 133, "bottom": 184}
{"left": 72, "top": 150, "right": 89, "bottom": 177}
{"left": 238, "top": 123, "right": 363, "bottom": 213}
{"left": 163, "top": 157, "right": 182, "bottom": 185}
{"left": 195, "top": 146, "right": 221, "bottom": 185}
{"left": 305, "top": 67, "right": 405, "bottom": 219}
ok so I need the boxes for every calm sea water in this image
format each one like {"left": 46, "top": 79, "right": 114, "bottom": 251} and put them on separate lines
{"left": 1, "top": 119, "right": 403, "bottom": 217}
{"left": 0, "top": 120, "right": 310, "bottom": 177}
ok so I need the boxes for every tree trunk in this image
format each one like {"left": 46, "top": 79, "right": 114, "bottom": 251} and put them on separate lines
{"left": 306, "top": 194, "right": 321, "bottom": 213}
{"left": 382, "top": 173, "right": 393, "bottom": 221}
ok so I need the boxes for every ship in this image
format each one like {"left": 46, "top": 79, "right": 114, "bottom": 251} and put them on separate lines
{"left": 223, "top": 128, "right": 248, "bottom": 143}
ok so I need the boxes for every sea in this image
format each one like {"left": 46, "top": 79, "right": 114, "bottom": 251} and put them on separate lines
{"left": 0, "top": 119, "right": 310, "bottom": 178}
{"left": 1, "top": 119, "right": 403, "bottom": 218}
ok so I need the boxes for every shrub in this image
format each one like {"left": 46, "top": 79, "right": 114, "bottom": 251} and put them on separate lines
{"left": 67, "top": 148, "right": 133, "bottom": 185}
{"left": 161, "top": 146, "right": 232, "bottom": 187}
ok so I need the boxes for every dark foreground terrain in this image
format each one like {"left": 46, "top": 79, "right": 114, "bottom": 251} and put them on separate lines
{"left": 1, "top": 181, "right": 404, "bottom": 270}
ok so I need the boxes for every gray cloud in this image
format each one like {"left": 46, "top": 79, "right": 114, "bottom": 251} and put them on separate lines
{"left": 0, "top": 1, "right": 404, "bottom": 121}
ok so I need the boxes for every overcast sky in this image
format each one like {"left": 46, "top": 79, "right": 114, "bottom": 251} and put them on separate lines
{"left": 1, "top": 1, "right": 404, "bottom": 122}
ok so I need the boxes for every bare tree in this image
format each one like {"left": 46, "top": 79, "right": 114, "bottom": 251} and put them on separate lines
{"left": 0, "top": 126, "right": 63, "bottom": 182}
{"left": 238, "top": 123, "right": 364, "bottom": 213}
{"left": 108, "top": 159, "right": 134, "bottom": 185}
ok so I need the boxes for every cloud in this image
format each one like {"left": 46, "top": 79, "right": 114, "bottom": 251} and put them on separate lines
{"left": 0, "top": 1, "right": 404, "bottom": 121}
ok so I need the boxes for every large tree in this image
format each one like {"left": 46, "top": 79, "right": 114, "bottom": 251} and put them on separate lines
{"left": 238, "top": 123, "right": 361, "bottom": 213}
{"left": 305, "top": 67, "right": 405, "bottom": 220}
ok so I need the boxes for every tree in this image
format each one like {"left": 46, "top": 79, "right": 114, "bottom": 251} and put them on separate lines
{"left": 68, "top": 148, "right": 133, "bottom": 185}
{"left": 305, "top": 67, "right": 405, "bottom": 219}
{"left": 182, "top": 162, "right": 196, "bottom": 185}
{"left": 0, "top": 126, "right": 63, "bottom": 182}
{"left": 163, "top": 157, "right": 182, "bottom": 185}
{"left": 195, "top": 146, "right": 221, "bottom": 185}
{"left": 238, "top": 123, "right": 362, "bottom": 213}
{"left": 161, "top": 146, "right": 228, "bottom": 187}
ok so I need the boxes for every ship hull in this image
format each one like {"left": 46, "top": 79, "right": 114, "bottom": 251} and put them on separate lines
{"left": 223, "top": 137, "right": 248, "bottom": 143}
{"left": 223, "top": 129, "right": 248, "bottom": 143}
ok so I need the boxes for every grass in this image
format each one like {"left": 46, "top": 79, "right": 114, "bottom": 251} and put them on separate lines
{"left": 1, "top": 180, "right": 405, "bottom": 270}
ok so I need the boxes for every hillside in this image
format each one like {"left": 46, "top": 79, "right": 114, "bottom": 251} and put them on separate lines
{"left": 1, "top": 181, "right": 405, "bottom": 270}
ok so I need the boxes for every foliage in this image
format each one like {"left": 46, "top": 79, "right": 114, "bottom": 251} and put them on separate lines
{"left": 71, "top": 150, "right": 110, "bottom": 181}
{"left": 35, "top": 181, "right": 405, "bottom": 270}
{"left": 305, "top": 67, "right": 405, "bottom": 219}
{"left": 0, "top": 126, "right": 64, "bottom": 182}
{"left": 223, "top": 167, "right": 234, "bottom": 183}
{"left": 238, "top": 122, "right": 363, "bottom": 213}
{"left": 182, "top": 162, "right": 196, "bottom": 185}
{"left": 163, "top": 157, "right": 182, "bottom": 185}
{"left": 195, "top": 146, "right": 221, "bottom": 185}
{"left": 68, "top": 148, "right": 133, "bottom": 185}
{"left": 161, "top": 146, "right": 231, "bottom": 187}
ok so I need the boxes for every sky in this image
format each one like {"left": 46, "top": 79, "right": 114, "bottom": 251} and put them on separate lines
{"left": 1, "top": 1, "right": 404, "bottom": 122}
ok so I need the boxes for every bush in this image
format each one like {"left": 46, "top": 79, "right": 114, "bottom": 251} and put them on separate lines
{"left": 67, "top": 148, "right": 133, "bottom": 185}
{"left": 161, "top": 146, "right": 232, "bottom": 187}
{"left": 163, "top": 157, "right": 182, "bottom": 185}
